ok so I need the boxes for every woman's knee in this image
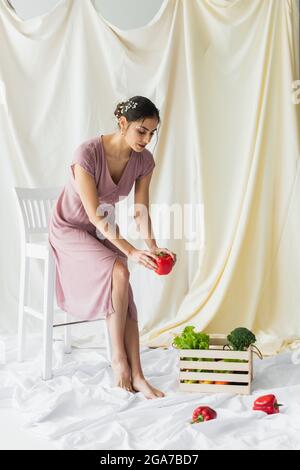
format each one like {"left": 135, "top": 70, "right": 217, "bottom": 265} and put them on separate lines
{"left": 112, "top": 258, "right": 130, "bottom": 285}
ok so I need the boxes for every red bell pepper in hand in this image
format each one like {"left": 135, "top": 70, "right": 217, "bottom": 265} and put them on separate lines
{"left": 253, "top": 394, "right": 282, "bottom": 415}
{"left": 191, "top": 406, "right": 217, "bottom": 423}
{"left": 154, "top": 251, "right": 174, "bottom": 275}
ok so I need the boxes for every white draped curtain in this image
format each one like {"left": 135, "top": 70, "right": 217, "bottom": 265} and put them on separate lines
{"left": 0, "top": 0, "right": 299, "bottom": 354}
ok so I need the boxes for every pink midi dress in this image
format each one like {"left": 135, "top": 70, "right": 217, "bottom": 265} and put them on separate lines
{"left": 48, "top": 135, "right": 156, "bottom": 323}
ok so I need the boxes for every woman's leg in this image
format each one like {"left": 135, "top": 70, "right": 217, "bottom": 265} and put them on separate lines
{"left": 105, "top": 259, "right": 134, "bottom": 392}
{"left": 124, "top": 314, "right": 165, "bottom": 399}
{"left": 106, "top": 257, "right": 165, "bottom": 398}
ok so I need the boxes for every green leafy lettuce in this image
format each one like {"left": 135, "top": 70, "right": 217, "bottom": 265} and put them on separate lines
{"left": 172, "top": 326, "right": 209, "bottom": 351}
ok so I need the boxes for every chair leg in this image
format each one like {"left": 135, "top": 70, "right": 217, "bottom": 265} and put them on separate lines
{"left": 17, "top": 250, "right": 30, "bottom": 362}
{"left": 64, "top": 314, "right": 72, "bottom": 354}
{"left": 104, "top": 320, "right": 112, "bottom": 363}
{"left": 42, "top": 252, "right": 55, "bottom": 380}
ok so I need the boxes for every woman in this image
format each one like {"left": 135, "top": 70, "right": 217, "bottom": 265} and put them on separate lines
{"left": 49, "top": 95, "right": 177, "bottom": 399}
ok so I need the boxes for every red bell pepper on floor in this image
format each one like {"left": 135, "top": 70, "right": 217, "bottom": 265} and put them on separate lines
{"left": 154, "top": 252, "right": 174, "bottom": 275}
{"left": 253, "top": 394, "right": 282, "bottom": 415}
{"left": 191, "top": 406, "right": 217, "bottom": 423}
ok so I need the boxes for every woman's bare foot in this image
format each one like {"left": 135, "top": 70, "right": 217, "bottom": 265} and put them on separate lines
{"left": 111, "top": 356, "right": 135, "bottom": 393}
{"left": 132, "top": 375, "right": 165, "bottom": 399}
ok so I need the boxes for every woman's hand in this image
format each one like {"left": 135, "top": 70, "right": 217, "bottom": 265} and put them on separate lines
{"left": 150, "top": 246, "right": 177, "bottom": 266}
{"left": 128, "top": 248, "right": 160, "bottom": 271}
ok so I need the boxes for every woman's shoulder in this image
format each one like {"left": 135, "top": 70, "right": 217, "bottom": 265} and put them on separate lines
{"left": 71, "top": 136, "right": 101, "bottom": 173}
{"left": 140, "top": 147, "right": 154, "bottom": 161}
{"left": 74, "top": 135, "right": 100, "bottom": 152}
{"left": 72, "top": 137, "right": 102, "bottom": 168}
{"left": 136, "top": 148, "right": 155, "bottom": 180}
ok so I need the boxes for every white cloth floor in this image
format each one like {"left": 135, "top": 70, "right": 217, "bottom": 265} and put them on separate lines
{"left": 0, "top": 333, "right": 300, "bottom": 450}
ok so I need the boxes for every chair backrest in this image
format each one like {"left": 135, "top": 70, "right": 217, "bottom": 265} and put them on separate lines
{"left": 14, "top": 187, "right": 63, "bottom": 239}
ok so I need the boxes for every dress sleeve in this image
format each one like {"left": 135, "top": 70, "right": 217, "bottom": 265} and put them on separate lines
{"left": 136, "top": 151, "right": 156, "bottom": 180}
{"left": 70, "top": 143, "right": 96, "bottom": 179}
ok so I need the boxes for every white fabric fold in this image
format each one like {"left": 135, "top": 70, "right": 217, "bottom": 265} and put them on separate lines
{"left": 1, "top": 335, "right": 300, "bottom": 450}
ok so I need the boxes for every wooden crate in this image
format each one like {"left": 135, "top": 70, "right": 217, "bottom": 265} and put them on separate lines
{"left": 178, "top": 334, "right": 253, "bottom": 395}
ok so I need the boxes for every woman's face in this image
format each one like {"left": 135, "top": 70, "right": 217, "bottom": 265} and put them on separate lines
{"left": 122, "top": 116, "right": 159, "bottom": 152}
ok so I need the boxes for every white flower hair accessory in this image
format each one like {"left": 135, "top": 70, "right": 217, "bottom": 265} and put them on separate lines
{"left": 115, "top": 99, "right": 138, "bottom": 123}
{"left": 120, "top": 99, "right": 138, "bottom": 113}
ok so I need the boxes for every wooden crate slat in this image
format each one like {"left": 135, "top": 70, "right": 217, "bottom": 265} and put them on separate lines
{"left": 179, "top": 371, "right": 249, "bottom": 383}
{"left": 179, "top": 360, "right": 249, "bottom": 371}
{"left": 179, "top": 349, "right": 249, "bottom": 360}
{"left": 208, "top": 335, "right": 228, "bottom": 346}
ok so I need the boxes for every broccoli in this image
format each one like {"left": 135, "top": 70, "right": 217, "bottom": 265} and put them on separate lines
{"left": 226, "top": 327, "right": 256, "bottom": 351}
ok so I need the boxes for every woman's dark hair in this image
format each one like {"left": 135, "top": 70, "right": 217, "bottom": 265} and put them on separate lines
{"left": 114, "top": 95, "right": 160, "bottom": 149}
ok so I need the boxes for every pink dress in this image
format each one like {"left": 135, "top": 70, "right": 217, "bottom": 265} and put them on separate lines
{"left": 48, "top": 135, "right": 156, "bottom": 323}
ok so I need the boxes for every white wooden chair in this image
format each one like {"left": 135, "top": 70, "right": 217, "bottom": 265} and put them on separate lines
{"left": 14, "top": 187, "right": 112, "bottom": 380}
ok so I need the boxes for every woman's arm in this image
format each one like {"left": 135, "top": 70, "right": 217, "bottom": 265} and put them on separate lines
{"left": 134, "top": 169, "right": 158, "bottom": 251}
{"left": 134, "top": 169, "right": 177, "bottom": 266}
{"left": 73, "top": 164, "right": 135, "bottom": 256}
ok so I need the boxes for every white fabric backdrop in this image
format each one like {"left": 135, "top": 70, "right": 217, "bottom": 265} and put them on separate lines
{"left": 0, "top": 0, "right": 299, "bottom": 354}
